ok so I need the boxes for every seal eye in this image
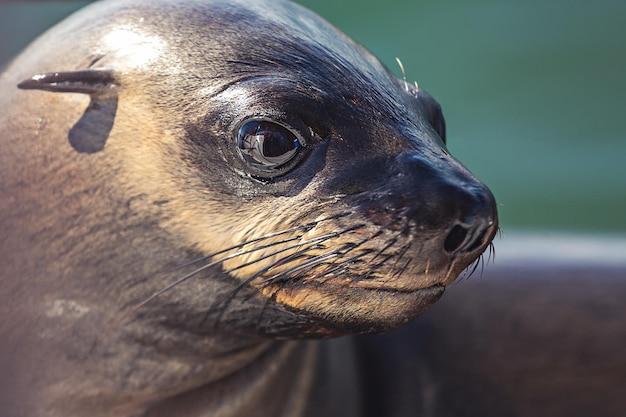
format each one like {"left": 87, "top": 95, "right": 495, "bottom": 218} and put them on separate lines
{"left": 237, "top": 120, "right": 302, "bottom": 171}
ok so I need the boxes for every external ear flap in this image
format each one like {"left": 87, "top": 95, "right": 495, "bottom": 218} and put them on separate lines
{"left": 18, "top": 69, "right": 119, "bottom": 153}
{"left": 17, "top": 69, "right": 117, "bottom": 96}
{"left": 417, "top": 90, "right": 447, "bottom": 144}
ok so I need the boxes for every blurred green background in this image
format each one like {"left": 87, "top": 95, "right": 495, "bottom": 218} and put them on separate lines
{"left": 1, "top": 0, "right": 625, "bottom": 233}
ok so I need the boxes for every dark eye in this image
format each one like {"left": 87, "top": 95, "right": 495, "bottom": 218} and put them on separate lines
{"left": 236, "top": 119, "right": 303, "bottom": 171}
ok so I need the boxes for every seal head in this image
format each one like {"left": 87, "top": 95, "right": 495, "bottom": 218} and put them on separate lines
{"left": 4, "top": 0, "right": 497, "bottom": 340}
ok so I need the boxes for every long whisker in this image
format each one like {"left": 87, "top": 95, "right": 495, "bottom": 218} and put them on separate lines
{"left": 122, "top": 212, "right": 351, "bottom": 291}
{"left": 466, "top": 256, "right": 482, "bottom": 280}
{"left": 369, "top": 236, "right": 399, "bottom": 264}
{"left": 487, "top": 241, "right": 496, "bottom": 264}
{"left": 224, "top": 230, "right": 348, "bottom": 274}
{"left": 204, "top": 224, "right": 366, "bottom": 327}
{"left": 301, "top": 227, "right": 393, "bottom": 285}
{"left": 259, "top": 250, "right": 343, "bottom": 285}
{"left": 103, "top": 212, "right": 356, "bottom": 338}
{"left": 240, "top": 235, "right": 352, "bottom": 292}
{"left": 101, "top": 260, "right": 221, "bottom": 339}
{"left": 253, "top": 246, "right": 364, "bottom": 319}
{"left": 317, "top": 249, "right": 374, "bottom": 285}
{"left": 389, "top": 243, "right": 412, "bottom": 279}
{"left": 127, "top": 235, "right": 310, "bottom": 315}
{"left": 255, "top": 275, "right": 305, "bottom": 330}
{"left": 304, "top": 249, "right": 363, "bottom": 282}
{"left": 191, "top": 211, "right": 353, "bottom": 267}
{"left": 313, "top": 231, "right": 382, "bottom": 284}
{"left": 393, "top": 257, "right": 413, "bottom": 282}
{"left": 359, "top": 229, "right": 409, "bottom": 279}
{"left": 361, "top": 252, "right": 396, "bottom": 280}
{"left": 142, "top": 213, "right": 354, "bottom": 301}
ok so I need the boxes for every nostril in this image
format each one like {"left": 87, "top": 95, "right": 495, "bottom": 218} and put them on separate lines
{"left": 444, "top": 225, "right": 468, "bottom": 253}
{"left": 443, "top": 182, "right": 498, "bottom": 255}
{"left": 444, "top": 219, "right": 494, "bottom": 255}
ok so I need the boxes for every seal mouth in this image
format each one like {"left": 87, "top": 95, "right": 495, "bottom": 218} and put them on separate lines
{"left": 286, "top": 271, "right": 451, "bottom": 293}
{"left": 263, "top": 280, "right": 445, "bottom": 337}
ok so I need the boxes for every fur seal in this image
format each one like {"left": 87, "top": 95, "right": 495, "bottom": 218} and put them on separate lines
{"left": 0, "top": 0, "right": 497, "bottom": 416}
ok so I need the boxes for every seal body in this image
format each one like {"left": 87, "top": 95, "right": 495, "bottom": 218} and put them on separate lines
{"left": 0, "top": 0, "right": 499, "bottom": 416}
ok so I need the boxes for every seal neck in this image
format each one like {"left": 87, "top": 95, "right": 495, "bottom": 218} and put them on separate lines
{"left": 142, "top": 341, "right": 319, "bottom": 417}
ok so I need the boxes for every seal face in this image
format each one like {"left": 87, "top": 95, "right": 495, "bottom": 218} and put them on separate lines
{"left": 4, "top": 0, "right": 496, "bottom": 339}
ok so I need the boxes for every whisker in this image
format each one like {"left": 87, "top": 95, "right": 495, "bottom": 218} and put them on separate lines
{"left": 253, "top": 246, "right": 368, "bottom": 315}
{"left": 101, "top": 260, "right": 222, "bottom": 339}
{"left": 487, "top": 241, "right": 496, "bottom": 264}
{"left": 203, "top": 244, "right": 328, "bottom": 326}
{"left": 224, "top": 231, "right": 346, "bottom": 274}
{"left": 122, "top": 212, "right": 351, "bottom": 291}
{"left": 309, "top": 228, "right": 393, "bottom": 285}
{"left": 310, "top": 263, "right": 347, "bottom": 281}
{"left": 305, "top": 246, "right": 368, "bottom": 281}
{"left": 359, "top": 253, "right": 395, "bottom": 281}
{"left": 464, "top": 256, "right": 482, "bottom": 281}
{"left": 204, "top": 245, "right": 332, "bottom": 326}
{"left": 238, "top": 228, "right": 367, "bottom": 298}
{"left": 389, "top": 243, "right": 412, "bottom": 279}
{"left": 200, "top": 211, "right": 352, "bottom": 264}
{"left": 105, "top": 212, "right": 356, "bottom": 336}
{"left": 479, "top": 253, "right": 486, "bottom": 278}
{"left": 259, "top": 250, "right": 342, "bottom": 285}
{"left": 128, "top": 234, "right": 311, "bottom": 315}
{"left": 394, "top": 257, "right": 413, "bottom": 281}
{"left": 289, "top": 201, "right": 350, "bottom": 227}
{"left": 205, "top": 224, "right": 366, "bottom": 327}
{"left": 318, "top": 249, "right": 373, "bottom": 284}
{"left": 255, "top": 276, "right": 301, "bottom": 330}
{"left": 369, "top": 236, "right": 398, "bottom": 264}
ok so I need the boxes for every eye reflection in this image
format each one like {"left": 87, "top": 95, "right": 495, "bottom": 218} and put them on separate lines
{"left": 237, "top": 120, "right": 302, "bottom": 170}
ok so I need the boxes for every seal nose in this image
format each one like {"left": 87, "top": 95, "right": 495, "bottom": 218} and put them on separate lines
{"left": 394, "top": 153, "right": 498, "bottom": 257}
{"left": 442, "top": 186, "right": 497, "bottom": 255}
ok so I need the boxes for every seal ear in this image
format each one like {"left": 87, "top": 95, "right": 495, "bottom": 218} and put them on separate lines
{"left": 17, "top": 69, "right": 118, "bottom": 154}
{"left": 17, "top": 69, "right": 117, "bottom": 96}
{"left": 417, "top": 90, "right": 447, "bottom": 144}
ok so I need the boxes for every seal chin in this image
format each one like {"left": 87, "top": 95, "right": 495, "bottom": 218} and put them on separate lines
{"left": 266, "top": 282, "right": 445, "bottom": 338}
